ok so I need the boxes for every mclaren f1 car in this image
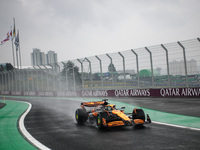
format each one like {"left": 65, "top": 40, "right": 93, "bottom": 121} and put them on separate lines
{"left": 75, "top": 99, "right": 151, "bottom": 129}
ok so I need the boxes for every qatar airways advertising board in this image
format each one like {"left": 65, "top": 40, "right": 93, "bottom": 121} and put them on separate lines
{"left": 0, "top": 87, "right": 200, "bottom": 97}
{"left": 81, "top": 88, "right": 200, "bottom": 97}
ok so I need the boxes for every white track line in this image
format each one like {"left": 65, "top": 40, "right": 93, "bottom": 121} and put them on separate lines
{"left": 18, "top": 101, "right": 51, "bottom": 150}
{"left": 152, "top": 121, "right": 200, "bottom": 131}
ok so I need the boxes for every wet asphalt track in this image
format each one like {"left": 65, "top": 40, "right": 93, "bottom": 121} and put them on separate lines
{"left": 11, "top": 97, "right": 200, "bottom": 150}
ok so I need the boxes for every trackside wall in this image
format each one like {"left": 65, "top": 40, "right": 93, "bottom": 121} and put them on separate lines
{"left": 1, "top": 87, "right": 200, "bottom": 97}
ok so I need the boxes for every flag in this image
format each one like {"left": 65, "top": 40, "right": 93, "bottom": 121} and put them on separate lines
{"left": 12, "top": 18, "right": 16, "bottom": 39}
{"left": 0, "top": 28, "right": 12, "bottom": 45}
{"left": 14, "top": 31, "right": 19, "bottom": 51}
{"left": 9, "top": 27, "right": 12, "bottom": 40}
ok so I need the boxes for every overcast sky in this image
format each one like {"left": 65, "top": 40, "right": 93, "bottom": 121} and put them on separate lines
{"left": 0, "top": 0, "right": 200, "bottom": 66}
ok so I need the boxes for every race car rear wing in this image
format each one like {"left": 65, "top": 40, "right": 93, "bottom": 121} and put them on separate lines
{"left": 81, "top": 99, "right": 108, "bottom": 107}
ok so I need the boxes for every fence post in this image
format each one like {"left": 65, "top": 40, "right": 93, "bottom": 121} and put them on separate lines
{"left": 33, "top": 66, "right": 39, "bottom": 91}
{"left": 106, "top": 54, "right": 114, "bottom": 86}
{"left": 72, "top": 63, "right": 76, "bottom": 91}
{"left": 85, "top": 57, "right": 93, "bottom": 89}
{"left": 11, "top": 70, "right": 15, "bottom": 91}
{"left": 77, "top": 59, "right": 84, "bottom": 90}
{"left": 177, "top": 41, "right": 188, "bottom": 87}
{"left": 61, "top": 62, "right": 68, "bottom": 91}
{"left": 49, "top": 64, "right": 56, "bottom": 91}
{"left": 25, "top": 69, "right": 29, "bottom": 91}
{"left": 43, "top": 65, "right": 49, "bottom": 91}
{"left": 6, "top": 71, "right": 10, "bottom": 91}
{"left": 23, "top": 69, "right": 26, "bottom": 92}
{"left": 37, "top": 66, "right": 44, "bottom": 91}
{"left": 8, "top": 71, "right": 11, "bottom": 91}
{"left": 18, "top": 70, "right": 22, "bottom": 91}
{"left": 55, "top": 63, "right": 61, "bottom": 91}
{"left": 197, "top": 38, "right": 200, "bottom": 85}
{"left": 95, "top": 55, "right": 103, "bottom": 88}
{"left": 161, "top": 44, "right": 170, "bottom": 87}
{"left": 118, "top": 52, "right": 126, "bottom": 88}
{"left": 4, "top": 72, "right": 8, "bottom": 91}
{"left": 0, "top": 72, "right": 3, "bottom": 90}
{"left": 131, "top": 49, "right": 140, "bottom": 88}
{"left": 30, "top": 68, "right": 34, "bottom": 91}
{"left": 145, "top": 47, "right": 154, "bottom": 86}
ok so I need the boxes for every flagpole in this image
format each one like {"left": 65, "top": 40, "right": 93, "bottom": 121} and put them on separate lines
{"left": 12, "top": 18, "right": 16, "bottom": 68}
{"left": 11, "top": 26, "right": 15, "bottom": 67}
{"left": 18, "top": 30, "right": 22, "bottom": 69}
{"left": 13, "top": 18, "right": 19, "bottom": 69}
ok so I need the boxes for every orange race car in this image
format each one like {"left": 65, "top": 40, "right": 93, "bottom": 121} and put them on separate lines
{"left": 75, "top": 99, "right": 151, "bottom": 129}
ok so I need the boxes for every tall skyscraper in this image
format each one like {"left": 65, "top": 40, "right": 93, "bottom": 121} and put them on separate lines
{"left": 46, "top": 50, "right": 58, "bottom": 65}
{"left": 31, "top": 49, "right": 58, "bottom": 66}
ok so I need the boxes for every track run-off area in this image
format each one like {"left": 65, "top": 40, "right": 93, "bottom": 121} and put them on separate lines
{"left": 0, "top": 96, "right": 200, "bottom": 150}
{"left": 0, "top": 100, "right": 37, "bottom": 150}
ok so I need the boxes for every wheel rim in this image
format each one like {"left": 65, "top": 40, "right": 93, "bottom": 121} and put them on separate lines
{"left": 97, "top": 116, "right": 101, "bottom": 125}
{"left": 76, "top": 111, "right": 79, "bottom": 120}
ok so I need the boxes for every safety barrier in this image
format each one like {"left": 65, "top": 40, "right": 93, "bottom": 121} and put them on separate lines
{"left": 1, "top": 87, "right": 200, "bottom": 97}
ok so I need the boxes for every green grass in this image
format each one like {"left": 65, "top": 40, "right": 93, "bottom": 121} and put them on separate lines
{"left": 0, "top": 100, "right": 37, "bottom": 150}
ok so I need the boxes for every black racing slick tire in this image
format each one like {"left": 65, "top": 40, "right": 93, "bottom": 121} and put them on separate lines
{"left": 75, "top": 108, "right": 88, "bottom": 124}
{"left": 132, "top": 108, "right": 145, "bottom": 121}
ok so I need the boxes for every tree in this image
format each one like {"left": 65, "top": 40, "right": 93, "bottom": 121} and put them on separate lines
{"left": 93, "top": 73, "right": 101, "bottom": 81}
{"left": 107, "top": 63, "right": 119, "bottom": 81}
{"left": 61, "top": 61, "right": 82, "bottom": 90}
{"left": 108, "top": 63, "right": 116, "bottom": 72}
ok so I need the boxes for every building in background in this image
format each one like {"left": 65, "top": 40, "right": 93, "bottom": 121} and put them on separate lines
{"left": 46, "top": 50, "right": 58, "bottom": 65}
{"left": 169, "top": 59, "right": 197, "bottom": 76}
{"left": 31, "top": 48, "right": 58, "bottom": 66}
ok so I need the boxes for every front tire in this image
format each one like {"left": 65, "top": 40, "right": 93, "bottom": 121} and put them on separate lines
{"left": 132, "top": 108, "right": 145, "bottom": 121}
{"left": 96, "top": 113, "right": 104, "bottom": 129}
{"left": 75, "top": 108, "right": 88, "bottom": 124}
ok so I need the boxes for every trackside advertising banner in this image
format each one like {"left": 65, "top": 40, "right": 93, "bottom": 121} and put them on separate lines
{"left": 81, "top": 88, "right": 200, "bottom": 97}
{"left": 0, "top": 88, "right": 200, "bottom": 97}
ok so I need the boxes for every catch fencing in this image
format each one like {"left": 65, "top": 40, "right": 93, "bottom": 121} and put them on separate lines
{"left": 0, "top": 38, "right": 200, "bottom": 93}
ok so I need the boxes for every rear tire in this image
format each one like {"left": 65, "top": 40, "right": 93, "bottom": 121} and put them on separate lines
{"left": 75, "top": 108, "right": 88, "bottom": 124}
